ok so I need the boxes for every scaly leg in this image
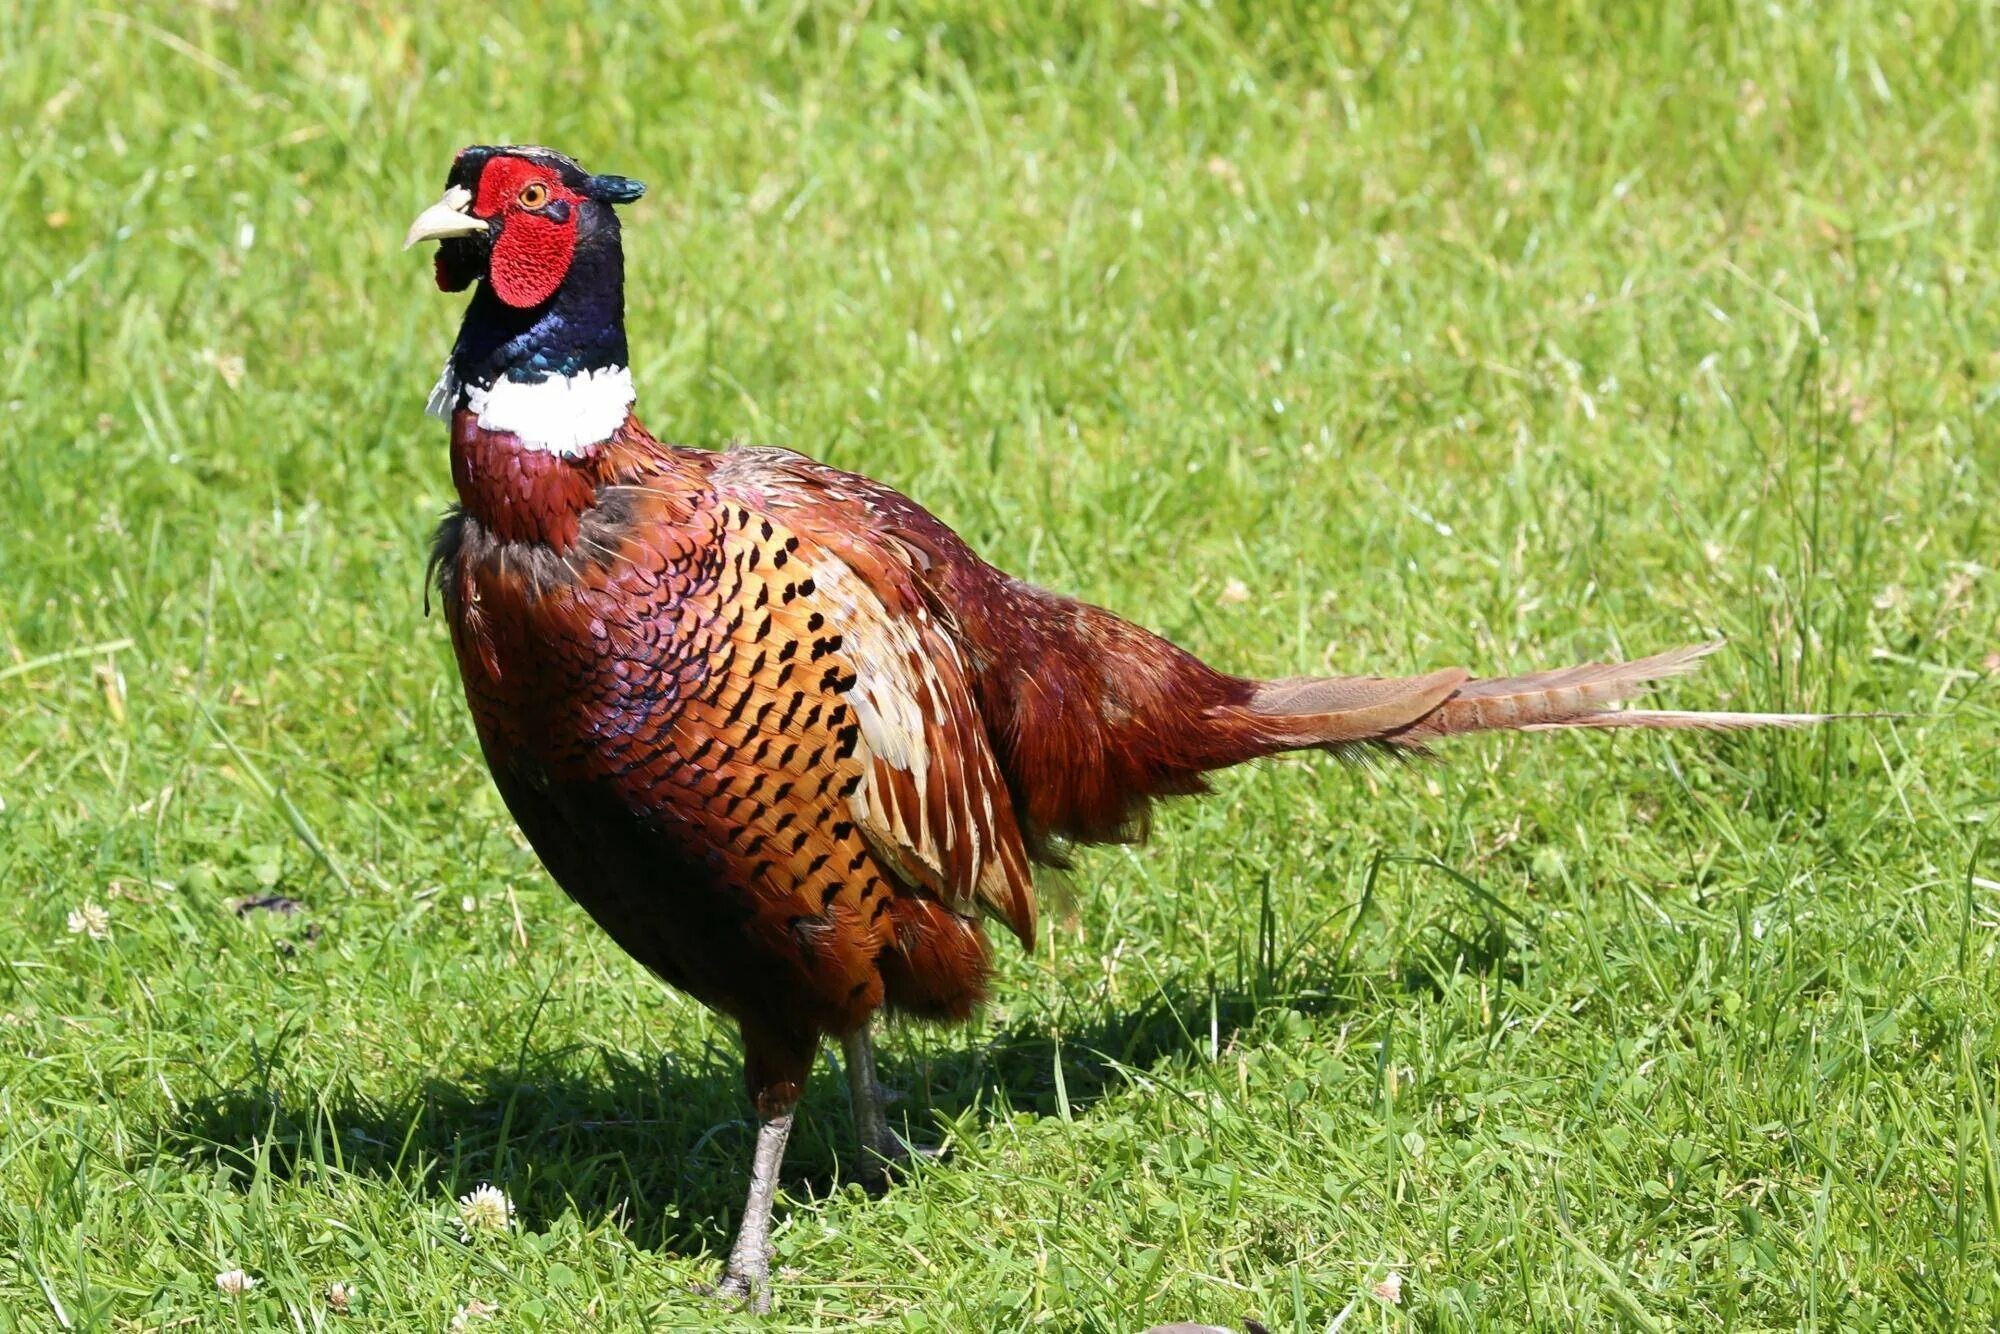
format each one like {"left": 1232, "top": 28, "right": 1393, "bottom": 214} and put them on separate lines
{"left": 841, "top": 1025, "right": 948, "bottom": 1180}
{"left": 713, "top": 1111, "right": 793, "bottom": 1314}
{"left": 841, "top": 1026, "right": 901, "bottom": 1171}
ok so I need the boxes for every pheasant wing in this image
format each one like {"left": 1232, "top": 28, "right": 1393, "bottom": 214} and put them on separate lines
{"left": 718, "top": 462, "right": 1038, "bottom": 947}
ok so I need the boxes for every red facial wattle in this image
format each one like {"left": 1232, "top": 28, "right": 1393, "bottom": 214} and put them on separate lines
{"left": 472, "top": 156, "right": 582, "bottom": 308}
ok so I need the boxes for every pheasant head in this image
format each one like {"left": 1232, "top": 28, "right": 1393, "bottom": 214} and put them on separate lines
{"left": 406, "top": 146, "right": 647, "bottom": 457}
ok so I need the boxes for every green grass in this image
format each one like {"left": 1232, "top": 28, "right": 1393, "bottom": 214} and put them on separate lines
{"left": 2, "top": 0, "right": 1997, "bottom": 1327}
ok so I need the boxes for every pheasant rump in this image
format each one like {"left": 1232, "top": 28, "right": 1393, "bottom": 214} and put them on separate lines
{"left": 406, "top": 146, "right": 1826, "bottom": 1309}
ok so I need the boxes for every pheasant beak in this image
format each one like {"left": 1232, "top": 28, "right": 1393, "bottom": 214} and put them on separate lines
{"left": 403, "top": 186, "right": 487, "bottom": 249}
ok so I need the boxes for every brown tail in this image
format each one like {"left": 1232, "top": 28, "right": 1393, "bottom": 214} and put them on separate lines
{"left": 953, "top": 569, "right": 1833, "bottom": 857}
{"left": 1236, "top": 641, "right": 1834, "bottom": 751}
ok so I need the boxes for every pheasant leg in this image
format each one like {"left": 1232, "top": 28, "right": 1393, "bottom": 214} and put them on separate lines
{"left": 842, "top": 1026, "right": 947, "bottom": 1180}
{"left": 841, "top": 1027, "right": 901, "bottom": 1171}
{"left": 713, "top": 1111, "right": 793, "bottom": 1313}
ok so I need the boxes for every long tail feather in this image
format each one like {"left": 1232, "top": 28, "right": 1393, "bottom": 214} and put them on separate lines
{"left": 1238, "top": 640, "right": 1834, "bottom": 750}
{"left": 1247, "top": 667, "right": 1470, "bottom": 745}
{"left": 1520, "top": 709, "right": 1835, "bottom": 732}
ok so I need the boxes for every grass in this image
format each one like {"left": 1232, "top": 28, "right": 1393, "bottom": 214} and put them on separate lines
{"left": 2, "top": 0, "right": 1997, "bottom": 1327}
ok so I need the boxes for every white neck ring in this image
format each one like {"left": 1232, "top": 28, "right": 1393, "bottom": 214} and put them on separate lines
{"left": 427, "top": 362, "right": 636, "bottom": 457}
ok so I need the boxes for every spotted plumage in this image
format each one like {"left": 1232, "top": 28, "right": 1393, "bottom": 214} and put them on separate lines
{"left": 407, "top": 146, "right": 1833, "bottom": 1312}
{"left": 437, "top": 431, "right": 1037, "bottom": 1116}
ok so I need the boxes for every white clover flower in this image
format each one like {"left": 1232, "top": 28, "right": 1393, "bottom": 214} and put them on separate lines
{"left": 1372, "top": 1271, "right": 1404, "bottom": 1304}
{"left": 66, "top": 903, "right": 110, "bottom": 940}
{"left": 326, "top": 1280, "right": 352, "bottom": 1313}
{"left": 215, "top": 1268, "right": 257, "bottom": 1295}
{"left": 451, "top": 1297, "right": 499, "bottom": 1328}
{"left": 457, "top": 1183, "right": 514, "bottom": 1240}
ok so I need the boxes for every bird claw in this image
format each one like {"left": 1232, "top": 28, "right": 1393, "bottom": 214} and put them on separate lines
{"left": 700, "top": 1266, "right": 770, "bottom": 1315}
{"left": 857, "top": 1131, "right": 949, "bottom": 1188}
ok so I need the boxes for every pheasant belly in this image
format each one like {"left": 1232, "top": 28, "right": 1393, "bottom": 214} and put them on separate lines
{"left": 439, "top": 502, "right": 989, "bottom": 1111}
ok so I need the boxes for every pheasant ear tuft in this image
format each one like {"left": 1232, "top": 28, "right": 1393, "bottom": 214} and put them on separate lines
{"left": 587, "top": 174, "right": 646, "bottom": 204}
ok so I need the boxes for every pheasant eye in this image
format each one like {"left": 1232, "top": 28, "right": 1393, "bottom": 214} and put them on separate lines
{"left": 517, "top": 182, "right": 550, "bottom": 209}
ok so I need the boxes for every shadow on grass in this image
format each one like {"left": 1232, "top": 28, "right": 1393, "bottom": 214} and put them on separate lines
{"left": 146, "top": 911, "right": 1523, "bottom": 1258}
{"left": 905, "top": 906, "right": 1519, "bottom": 1129}
{"left": 153, "top": 1037, "right": 843, "bottom": 1256}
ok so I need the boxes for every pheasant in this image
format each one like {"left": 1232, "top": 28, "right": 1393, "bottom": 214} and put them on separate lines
{"left": 406, "top": 146, "right": 1827, "bottom": 1310}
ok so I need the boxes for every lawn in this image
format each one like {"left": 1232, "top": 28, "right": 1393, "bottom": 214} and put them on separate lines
{"left": 2, "top": 0, "right": 1997, "bottom": 1327}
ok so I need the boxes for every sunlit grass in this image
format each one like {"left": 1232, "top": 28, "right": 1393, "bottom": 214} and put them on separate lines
{"left": 1, "top": 1, "right": 1996, "bottom": 1327}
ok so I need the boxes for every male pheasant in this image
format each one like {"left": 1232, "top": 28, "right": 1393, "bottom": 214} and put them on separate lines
{"left": 407, "top": 146, "right": 1826, "bottom": 1310}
